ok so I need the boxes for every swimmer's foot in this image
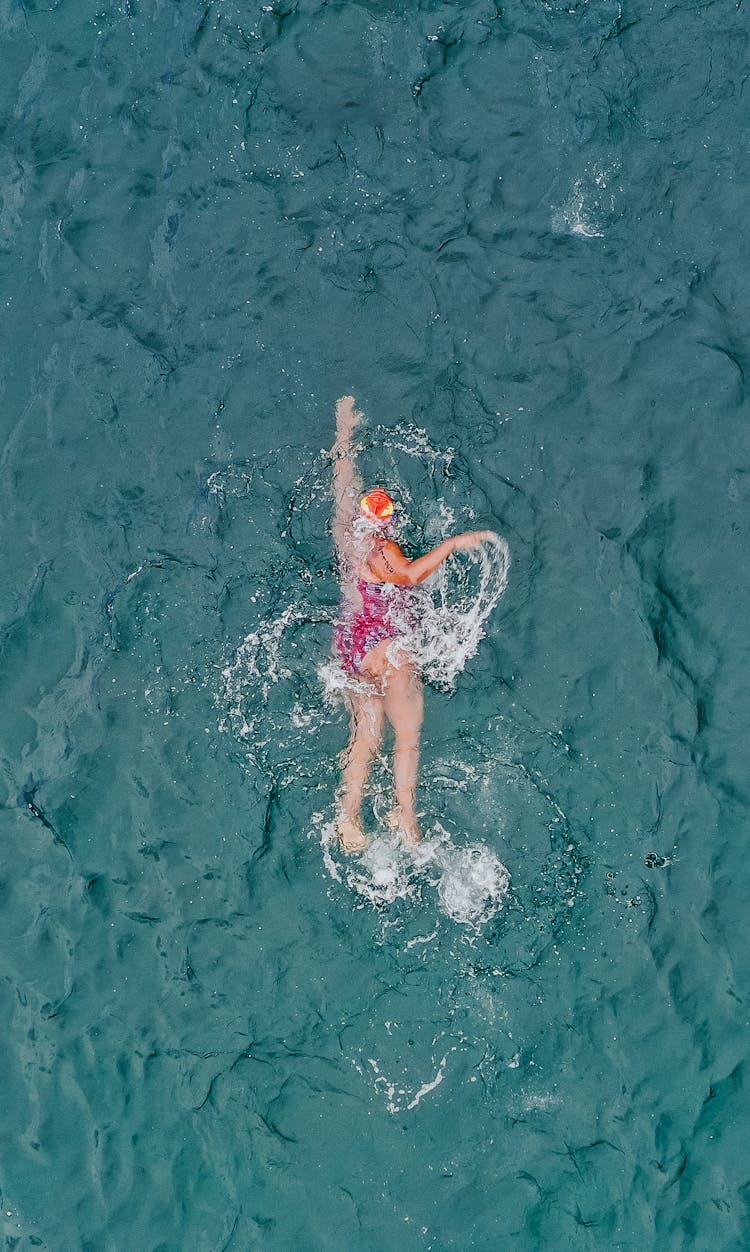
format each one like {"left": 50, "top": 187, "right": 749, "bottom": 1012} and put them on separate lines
{"left": 386, "top": 808, "right": 423, "bottom": 847}
{"left": 337, "top": 815, "right": 368, "bottom": 854}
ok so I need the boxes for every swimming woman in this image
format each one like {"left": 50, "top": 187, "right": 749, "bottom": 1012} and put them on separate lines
{"left": 330, "top": 396, "right": 493, "bottom": 853}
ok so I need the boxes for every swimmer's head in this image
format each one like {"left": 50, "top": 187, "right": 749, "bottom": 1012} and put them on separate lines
{"left": 360, "top": 488, "right": 395, "bottom": 526}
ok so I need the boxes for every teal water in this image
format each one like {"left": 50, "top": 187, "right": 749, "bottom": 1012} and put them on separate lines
{"left": 2, "top": 0, "right": 750, "bottom": 1247}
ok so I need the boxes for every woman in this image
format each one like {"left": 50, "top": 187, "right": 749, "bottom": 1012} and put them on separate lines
{"left": 330, "top": 396, "right": 492, "bottom": 853}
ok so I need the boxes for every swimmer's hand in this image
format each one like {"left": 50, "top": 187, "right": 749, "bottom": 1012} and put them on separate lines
{"left": 335, "top": 395, "right": 362, "bottom": 444}
{"left": 452, "top": 530, "right": 495, "bottom": 551}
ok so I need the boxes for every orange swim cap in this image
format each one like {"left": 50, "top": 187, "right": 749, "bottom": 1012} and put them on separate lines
{"left": 360, "top": 488, "right": 395, "bottom": 524}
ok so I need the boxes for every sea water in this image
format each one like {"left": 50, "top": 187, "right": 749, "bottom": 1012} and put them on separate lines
{"left": 2, "top": 0, "right": 749, "bottom": 1248}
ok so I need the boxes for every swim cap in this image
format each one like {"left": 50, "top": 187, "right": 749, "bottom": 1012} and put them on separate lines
{"left": 360, "top": 488, "right": 395, "bottom": 525}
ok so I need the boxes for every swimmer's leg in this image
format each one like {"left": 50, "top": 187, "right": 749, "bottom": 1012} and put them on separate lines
{"left": 337, "top": 687, "right": 384, "bottom": 852}
{"left": 383, "top": 662, "right": 424, "bottom": 845}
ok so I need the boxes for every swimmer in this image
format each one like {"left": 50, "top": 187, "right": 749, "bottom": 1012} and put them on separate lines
{"left": 330, "top": 396, "right": 493, "bottom": 853}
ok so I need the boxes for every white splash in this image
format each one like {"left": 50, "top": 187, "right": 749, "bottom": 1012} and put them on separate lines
{"left": 436, "top": 843, "right": 511, "bottom": 926}
{"left": 388, "top": 532, "right": 511, "bottom": 690}
{"left": 318, "top": 817, "right": 510, "bottom": 928}
{"left": 377, "top": 421, "right": 455, "bottom": 472}
{"left": 559, "top": 178, "right": 603, "bottom": 236}
{"left": 552, "top": 166, "right": 618, "bottom": 239}
{"left": 220, "top": 604, "right": 298, "bottom": 737}
{"left": 353, "top": 1048, "right": 457, "bottom": 1115}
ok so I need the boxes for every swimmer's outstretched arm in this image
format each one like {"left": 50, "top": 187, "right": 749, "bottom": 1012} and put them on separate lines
{"left": 330, "top": 395, "right": 364, "bottom": 565}
{"left": 368, "top": 530, "right": 495, "bottom": 586}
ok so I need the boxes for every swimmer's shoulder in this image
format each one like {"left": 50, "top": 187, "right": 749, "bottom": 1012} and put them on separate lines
{"left": 366, "top": 539, "right": 410, "bottom": 584}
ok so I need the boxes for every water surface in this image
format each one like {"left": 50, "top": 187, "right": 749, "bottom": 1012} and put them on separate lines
{"left": 1, "top": 0, "right": 749, "bottom": 1247}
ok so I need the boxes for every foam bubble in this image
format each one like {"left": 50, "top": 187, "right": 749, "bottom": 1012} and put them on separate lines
{"left": 436, "top": 843, "right": 511, "bottom": 925}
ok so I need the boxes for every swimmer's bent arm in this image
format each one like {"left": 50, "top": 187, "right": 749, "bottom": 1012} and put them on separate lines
{"left": 370, "top": 532, "right": 494, "bottom": 586}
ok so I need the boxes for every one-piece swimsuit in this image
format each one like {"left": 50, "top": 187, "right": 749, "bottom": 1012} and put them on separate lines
{"left": 334, "top": 578, "right": 411, "bottom": 675}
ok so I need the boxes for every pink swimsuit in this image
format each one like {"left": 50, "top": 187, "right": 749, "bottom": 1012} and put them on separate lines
{"left": 334, "top": 579, "right": 411, "bottom": 675}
